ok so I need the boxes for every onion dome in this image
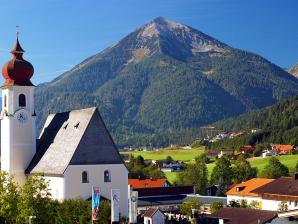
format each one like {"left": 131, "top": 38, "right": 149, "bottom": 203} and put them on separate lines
{"left": 2, "top": 33, "right": 34, "bottom": 86}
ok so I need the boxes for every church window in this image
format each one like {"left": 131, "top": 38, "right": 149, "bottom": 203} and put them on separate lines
{"left": 104, "top": 170, "right": 111, "bottom": 182}
{"left": 82, "top": 171, "right": 88, "bottom": 183}
{"left": 19, "top": 94, "right": 26, "bottom": 107}
{"left": 63, "top": 123, "right": 68, "bottom": 130}
{"left": 4, "top": 95, "right": 7, "bottom": 107}
{"left": 74, "top": 122, "right": 80, "bottom": 129}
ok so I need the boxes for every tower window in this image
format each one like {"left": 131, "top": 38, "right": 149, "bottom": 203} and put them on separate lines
{"left": 4, "top": 95, "right": 7, "bottom": 107}
{"left": 82, "top": 171, "right": 89, "bottom": 183}
{"left": 19, "top": 94, "right": 26, "bottom": 107}
{"left": 104, "top": 170, "right": 111, "bottom": 182}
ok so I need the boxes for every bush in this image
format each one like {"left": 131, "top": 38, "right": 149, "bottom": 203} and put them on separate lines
{"left": 210, "top": 201, "right": 224, "bottom": 213}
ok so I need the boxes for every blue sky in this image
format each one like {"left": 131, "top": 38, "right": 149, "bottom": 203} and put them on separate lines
{"left": 0, "top": 0, "right": 297, "bottom": 84}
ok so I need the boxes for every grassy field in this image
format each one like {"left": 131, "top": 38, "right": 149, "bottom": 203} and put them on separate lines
{"left": 249, "top": 154, "right": 298, "bottom": 176}
{"left": 122, "top": 148, "right": 298, "bottom": 184}
{"left": 121, "top": 147, "right": 204, "bottom": 161}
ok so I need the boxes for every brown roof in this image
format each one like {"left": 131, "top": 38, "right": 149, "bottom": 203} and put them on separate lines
{"left": 252, "top": 176, "right": 298, "bottom": 197}
{"left": 211, "top": 207, "right": 277, "bottom": 224}
{"left": 144, "top": 208, "right": 164, "bottom": 218}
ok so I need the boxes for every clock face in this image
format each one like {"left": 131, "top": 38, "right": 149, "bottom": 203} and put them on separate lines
{"left": 17, "top": 111, "right": 28, "bottom": 124}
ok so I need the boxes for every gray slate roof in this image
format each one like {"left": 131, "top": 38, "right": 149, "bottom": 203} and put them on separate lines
{"left": 26, "top": 107, "right": 124, "bottom": 175}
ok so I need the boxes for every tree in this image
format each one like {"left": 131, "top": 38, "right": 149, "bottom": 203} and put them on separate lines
{"left": 127, "top": 155, "right": 164, "bottom": 179}
{"left": 249, "top": 200, "right": 260, "bottom": 209}
{"left": 210, "top": 201, "right": 223, "bottom": 213}
{"left": 254, "top": 143, "right": 270, "bottom": 157}
{"left": 16, "top": 175, "right": 54, "bottom": 224}
{"left": 177, "top": 154, "right": 208, "bottom": 194}
{"left": 261, "top": 157, "right": 289, "bottom": 179}
{"left": 0, "top": 171, "right": 19, "bottom": 224}
{"left": 210, "top": 156, "right": 233, "bottom": 187}
{"left": 54, "top": 199, "right": 91, "bottom": 224}
{"left": 180, "top": 197, "right": 201, "bottom": 216}
{"left": 165, "top": 156, "right": 173, "bottom": 164}
{"left": 278, "top": 201, "right": 288, "bottom": 213}
{"left": 135, "top": 156, "right": 145, "bottom": 166}
{"left": 232, "top": 157, "right": 257, "bottom": 183}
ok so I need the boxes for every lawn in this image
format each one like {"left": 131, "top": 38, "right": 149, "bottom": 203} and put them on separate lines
{"left": 121, "top": 147, "right": 204, "bottom": 161}
{"left": 248, "top": 154, "right": 298, "bottom": 176}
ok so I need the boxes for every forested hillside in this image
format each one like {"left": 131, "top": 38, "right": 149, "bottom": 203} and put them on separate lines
{"left": 212, "top": 95, "right": 298, "bottom": 146}
{"left": 35, "top": 17, "right": 298, "bottom": 147}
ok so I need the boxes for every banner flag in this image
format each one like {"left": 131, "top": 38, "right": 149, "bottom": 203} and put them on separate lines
{"left": 92, "top": 186, "right": 101, "bottom": 221}
{"left": 129, "top": 189, "right": 138, "bottom": 223}
{"left": 111, "top": 189, "right": 120, "bottom": 222}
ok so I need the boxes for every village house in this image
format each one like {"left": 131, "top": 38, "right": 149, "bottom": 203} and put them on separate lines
{"left": 271, "top": 144, "right": 295, "bottom": 154}
{"left": 128, "top": 179, "right": 170, "bottom": 189}
{"left": 226, "top": 178, "right": 274, "bottom": 207}
{"left": 252, "top": 174, "right": 298, "bottom": 211}
{"left": 210, "top": 207, "right": 277, "bottom": 224}
{"left": 152, "top": 160, "right": 184, "bottom": 172}
{"left": 143, "top": 208, "right": 165, "bottom": 224}
{"left": 240, "top": 145, "right": 256, "bottom": 154}
{"left": 218, "top": 148, "right": 234, "bottom": 158}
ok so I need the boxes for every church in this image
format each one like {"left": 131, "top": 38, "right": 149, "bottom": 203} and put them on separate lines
{"left": 0, "top": 35, "right": 128, "bottom": 216}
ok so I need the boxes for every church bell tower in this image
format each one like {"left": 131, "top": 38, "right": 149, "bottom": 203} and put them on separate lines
{"left": 0, "top": 33, "right": 36, "bottom": 184}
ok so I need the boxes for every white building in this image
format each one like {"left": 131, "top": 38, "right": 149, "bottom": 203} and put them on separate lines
{"left": 144, "top": 208, "right": 165, "bottom": 224}
{"left": 252, "top": 176, "right": 298, "bottom": 212}
{"left": 0, "top": 36, "right": 128, "bottom": 217}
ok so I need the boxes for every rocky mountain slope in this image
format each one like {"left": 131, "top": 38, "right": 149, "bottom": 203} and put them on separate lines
{"left": 35, "top": 17, "right": 298, "bottom": 147}
{"left": 287, "top": 62, "right": 298, "bottom": 78}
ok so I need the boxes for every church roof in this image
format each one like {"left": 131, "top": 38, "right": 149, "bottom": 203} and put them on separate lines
{"left": 25, "top": 107, "right": 125, "bottom": 175}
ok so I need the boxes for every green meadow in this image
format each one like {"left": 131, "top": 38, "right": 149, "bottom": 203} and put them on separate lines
{"left": 122, "top": 148, "right": 298, "bottom": 184}
{"left": 121, "top": 147, "right": 204, "bottom": 161}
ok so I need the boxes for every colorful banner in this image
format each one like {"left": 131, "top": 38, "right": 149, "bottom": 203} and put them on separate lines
{"left": 111, "top": 189, "right": 120, "bottom": 222}
{"left": 92, "top": 186, "right": 101, "bottom": 221}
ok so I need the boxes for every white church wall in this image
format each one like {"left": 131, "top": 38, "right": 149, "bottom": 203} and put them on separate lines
{"left": 44, "top": 176, "right": 65, "bottom": 201}
{"left": 64, "top": 164, "right": 128, "bottom": 217}
{"left": 1, "top": 86, "right": 36, "bottom": 185}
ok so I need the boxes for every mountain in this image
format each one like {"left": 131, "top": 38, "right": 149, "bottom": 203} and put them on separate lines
{"left": 35, "top": 17, "right": 298, "bottom": 147}
{"left": 211, "top": 95, "right": 298, "bottom": 146}
{"left": 287, "top": 62, "right": 298, "bottom": 78}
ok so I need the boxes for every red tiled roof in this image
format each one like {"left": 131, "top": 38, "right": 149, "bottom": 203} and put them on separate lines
{"left": 128, "top": 179, "right": 167, "bottom": 188}
{"left": 144, "top": 208, "right": 164, "bottom": 218}
{"left": 274, "top": 144, "right": 294, "bottom": 152}
{"left": 226, "top": 178, "right": 274, "bottom": 197}
{"left": 240, "top": 145, "right": 256, "bottom": 151}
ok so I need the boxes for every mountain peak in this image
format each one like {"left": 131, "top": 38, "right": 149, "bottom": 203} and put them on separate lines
{"left": 140, "top": 17, "right": 190, "bottom": 38}
{"left": 287, "top": 62, "right": 298, "bottom": 78}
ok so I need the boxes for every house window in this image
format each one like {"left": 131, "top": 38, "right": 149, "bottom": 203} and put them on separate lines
{"left": 4, "top": 95, "right": 7, "bottom": 107}
{"left": 82, "top": 171, "right": 88, "bottom": 183}
{"left": 104, "top": 170, "right": 111, "bottom": 182}
{"left": 19, "top": 94, "right": 26, "bottom": 107}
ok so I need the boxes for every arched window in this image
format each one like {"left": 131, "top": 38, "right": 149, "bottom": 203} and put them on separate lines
{"left": 104, "top": 170, "right": 111, "bottom": 182}
{"left": 19, "top": 94, "right": 26, "bottom": 107}
{"left": 4, "top": 95, "right": 7, "bottom": 107}
{"left": 82, "top": 171, "right": 88, "bottom": 183}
